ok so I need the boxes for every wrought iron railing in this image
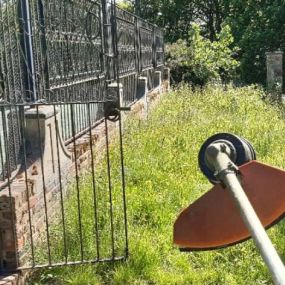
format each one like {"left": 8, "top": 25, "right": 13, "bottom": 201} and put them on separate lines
{"left": 0, "top": 0, "right": 164, "bottom": 177}
{"left": 0, "top": 0, "right": 165, "bottom": 273}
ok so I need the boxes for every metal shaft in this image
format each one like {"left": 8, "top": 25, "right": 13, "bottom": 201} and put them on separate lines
{"left": 206, "top": 143, "right": 285, "bottom": 285}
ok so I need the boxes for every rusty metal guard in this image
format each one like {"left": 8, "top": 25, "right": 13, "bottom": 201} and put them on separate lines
{"left": 174, "top": 161, "right": 285, "bottom": 250}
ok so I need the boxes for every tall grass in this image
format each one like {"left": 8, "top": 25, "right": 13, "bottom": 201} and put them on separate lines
{"left": 31, "top": 85, "right": 285, "bottom": 284}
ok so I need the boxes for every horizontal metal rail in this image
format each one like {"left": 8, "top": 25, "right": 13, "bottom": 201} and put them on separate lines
{"left": 17, "top": 256, "right": 126, "bottom": 271}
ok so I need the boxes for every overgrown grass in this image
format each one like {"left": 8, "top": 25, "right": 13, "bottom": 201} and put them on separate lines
{"left": 31, "top": 85, "right": 285, "bottom": 284}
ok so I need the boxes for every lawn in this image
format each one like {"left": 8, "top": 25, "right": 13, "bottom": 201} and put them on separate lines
{"left": 31, "top": 85, "right": 285, "bottom": 284}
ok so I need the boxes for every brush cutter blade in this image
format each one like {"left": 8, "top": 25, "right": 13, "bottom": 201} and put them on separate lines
{"left": 174, "top": 161, "right": 285, "bottom": 250}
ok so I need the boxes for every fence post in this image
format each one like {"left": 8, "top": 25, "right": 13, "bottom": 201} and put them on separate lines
{"left": 38, "top": 0, "right": 50, "bottom": 93}
{"left": 152, "top": 25, "right": 156, "bottom": 69}
{"left": 135, "top": 0, "right": 141, "bottom": 17}
{"left": 101, "top": 0, "right": 115, "bottom": 81}
{"left": 19, "top": 0, "right": 37, "bottom": 102}
{"left": 266, "top": 51, "right": 283, "bottom": 98}
{"left": 136, "top": 17, "right": 141, "bottom": 74}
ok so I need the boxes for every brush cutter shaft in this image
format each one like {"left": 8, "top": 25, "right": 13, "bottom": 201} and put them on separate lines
{"left": 224, "top": 172, "right": 285, "bottom": 285}
{"left": 206, "top": 143, "right": 285, "bottom": 285}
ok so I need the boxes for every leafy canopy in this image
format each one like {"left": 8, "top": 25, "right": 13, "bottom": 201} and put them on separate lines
{"left": 167, "top": 24, "right": 239, "bottom": 85}
{"left": 132, "top": 0, "right": 285, "bottom": 86}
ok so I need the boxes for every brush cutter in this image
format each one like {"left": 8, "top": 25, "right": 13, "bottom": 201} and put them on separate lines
{"left": 174, "top": 133, "right": 285, "bottom": 284}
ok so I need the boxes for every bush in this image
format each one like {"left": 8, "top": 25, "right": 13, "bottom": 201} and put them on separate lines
{"left": 166, "top": 24, "right": 239, "bottom": 86}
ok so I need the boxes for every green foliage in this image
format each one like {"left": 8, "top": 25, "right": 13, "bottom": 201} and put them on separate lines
{"left": 137, "top": 0, "right": 285, "bottom": 86}
{"left": 225, "top": 0, "right": 285, "bottom": 86}
{"left": 117, "top": 0, "right": 134, "bottom": 12}
{"left": 167, "top": 24, "right": 239, "bottom": 86}
{"left": 31, "top": 85, "right": 285, "bottom": 284}
{"left": 134, "top": 0, "right": 195, "bottom": 42}
{"left": 135, "top": 0, "right": 225, "bottom": 43}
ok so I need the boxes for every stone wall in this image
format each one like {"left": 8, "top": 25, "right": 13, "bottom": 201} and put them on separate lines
{"left": 266, "top": 51, "right": 283, "bottom": 93}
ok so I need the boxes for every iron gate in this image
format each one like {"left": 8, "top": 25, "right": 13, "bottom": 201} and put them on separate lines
{"left": 0, "top": 102, "right": 128, "bottom": 270}
{"left": 0, "top": 0, "right": 164, "bottom": 272}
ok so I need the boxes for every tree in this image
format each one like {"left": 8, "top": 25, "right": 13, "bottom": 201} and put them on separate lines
{"left": 192, "top": 0, "right": 227, "bottom": 41}
{"left": 167, "top": 24, "right": 239, "bottom": 86}
{"left": 130, "top": 0, "right": 285, "bottom": 86}
{"left": 117, "top": 0, "right": 134, "bottom": 12}
{"left": 225, "top": 0, "right": 285, "bottom": 85}
{"left": 130, "top": 0, "right": 195, "bottom": 42}
{"left": 134, "top": 0, "right": 228, "bottom": 43}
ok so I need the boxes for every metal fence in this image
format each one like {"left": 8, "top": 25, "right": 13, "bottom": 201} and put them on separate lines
{"left": 0, "top": 0, "right": 164, "bottom": 99}
{"left": 0, "top": 0, "right": 164, "bottom": 272}
{"left": 0, "top": 0, "right": 164, "bottom": 176}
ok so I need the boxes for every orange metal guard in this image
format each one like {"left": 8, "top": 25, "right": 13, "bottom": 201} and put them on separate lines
{"left": 174, "top": 160, "right": 285, "bottom": 250}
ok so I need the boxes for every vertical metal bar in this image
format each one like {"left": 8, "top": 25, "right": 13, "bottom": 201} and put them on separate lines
{"left": 87, "top": 103, "right": 100, "bottom": 259}
{"left": 99, "top": 2, "right": 105, "bottom": 76}
{"left": 152, "top": 25, "right": 155, "bottom": 69}
{"left": 20, "top": 0, "right": 37, "bottom": 102}
{"left": 0, "top": 0, "right": 11, "bottom": 103}
{"left": 66, "top": 100, "right": 71, "bottom": 140}
{"left": 19, "top": 106, "right": 35, "bottom": 267}
{"left": 74, "top": 104, "right": 78, "bottom": 135}
{"left": 9, "top": 106, "right": 18, "bottom": 173}
{"left": 60, "top": 104, "right": 65, "bottom": 140}
{"left": 0, "top": 219, "right": 4, "bottom": 271}
{"left": 0, "top": 105, "right": 5, "bottom": 181}
{"left": 36, "top": 105, "right": 51, "bottom": 265}
{"left": 37, "top": 0, "right": 50, "bottom": 94}
{"left": 79, "top": 103, "right": 84, "bottom": 133}
{"left": 109, "top": 1, "right": 128, "bottom": 258}
{"left": 4, "top": 2, "right": 17, "bottom": 103}
{"left": 118, "top": 114, "right": 129, "bottom": 257}
{"left": 0, "top": 125, "right": 5, "bottom": 181}
{"left": 1, "top": 107, "right": 18, "bottom": 271}
{"left": 111, "top": 0, "right": 122, "bottom": 104}
{"left": 161, "top": 30, "right": 165, "bottom": 66}
{"left": 78, "top": 104, "right": 82, "bottom": 135}
{"left": 136, "top": 17, "right": 141, "bottom": 74}
{"left": 104, "top": 119, "right": 115, "bottom": 258}
{"left": 206, "top": 143, "right": 285, "bottom": 285}
{"left": 70, "top": 103, "right": 84, "bottom": 262}
{"left": 30, "top": 0, "right": 41, "bottom": 98}
{"left": 53, "top": 105, "right": 68, "bottom": 264}
{"left": 101, "top": 0, "right": 112, "bottom": 81}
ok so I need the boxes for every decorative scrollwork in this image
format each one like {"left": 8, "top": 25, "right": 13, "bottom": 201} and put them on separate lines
{"left": 42, "top": 0, "right": 104, "bottom": 89}
{"left": 116, "top": 7, "right": 136, "bottom": 76}
{"left": 154, "top": 28, "right": 164, "bottom": 67}
{"left": 140, "top": 26, "right": 153, "bottom": 71}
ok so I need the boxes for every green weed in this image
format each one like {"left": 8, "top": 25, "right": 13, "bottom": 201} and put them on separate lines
{"left": 30, "top": 85, "right": 285, "bottom": 284}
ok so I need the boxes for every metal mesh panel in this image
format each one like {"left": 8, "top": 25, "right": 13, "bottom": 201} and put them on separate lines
{"left": 0, "top": 0, "right": 26, "bottom": 103}
{"left": 0, "top": 0, "right": 164, "bottom": 105}
{"left": 138, "top": 19, "right": 153, "bottom": 72}
{"left": 0, "top": 0, "right": 165, "bottom": 181}
{"left": 0, "top": 106, "right": 22, "bottom": 180}
{"left": 121, "top": 74, "right": 137, "bottom": 106}
{"left": 154, "top": 28, "right": 164, "bottom": 67}
{"left": 116, "top": 7, "right": 136, "bottom": 77}
{"left": 30, "top": 0, "right": 105, "bottom": 101}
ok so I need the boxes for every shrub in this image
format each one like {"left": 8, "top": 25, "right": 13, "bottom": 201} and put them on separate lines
{"left": 166, "top": 24, "right": 239, "bottom": 86}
